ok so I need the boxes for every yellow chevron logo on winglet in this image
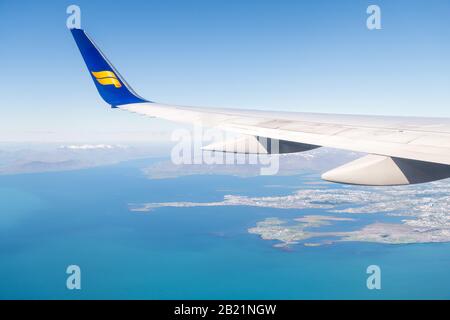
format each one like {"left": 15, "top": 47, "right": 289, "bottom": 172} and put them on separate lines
{"left": 91, "top": 71, "right": 122, "bottom": 88}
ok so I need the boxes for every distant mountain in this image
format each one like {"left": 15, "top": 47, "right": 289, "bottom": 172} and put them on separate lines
{"left": 2, "top": 160, "right": 88, "bottom": 175}
{"left": 0, "top": 143, "right": 169, "bottom": 175}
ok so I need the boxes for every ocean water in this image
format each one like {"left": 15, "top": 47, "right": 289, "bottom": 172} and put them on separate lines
{"left": 0, "top": 158, "right": 449, "bottom": 300}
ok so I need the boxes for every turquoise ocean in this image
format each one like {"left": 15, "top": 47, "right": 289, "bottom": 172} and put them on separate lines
{"left": 0, "top": 158, "right": 449, "bottom": 299}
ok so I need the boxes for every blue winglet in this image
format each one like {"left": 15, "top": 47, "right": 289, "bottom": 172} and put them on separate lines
{"left": 70, "top": 28, "right": 148, "bottom": 107}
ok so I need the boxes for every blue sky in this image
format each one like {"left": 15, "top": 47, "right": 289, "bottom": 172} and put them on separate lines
{"left": 1, "top": 0, "right": 449, "bottom": 142}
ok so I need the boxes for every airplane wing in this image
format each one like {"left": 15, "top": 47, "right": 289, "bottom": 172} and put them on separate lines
{"left": 70, "top": 28, "right": 450, "bottom": 186}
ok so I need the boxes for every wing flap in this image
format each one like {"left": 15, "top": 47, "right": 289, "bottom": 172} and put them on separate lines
{"left": 223, "top": 122, "right": 450, "bottom": 166}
